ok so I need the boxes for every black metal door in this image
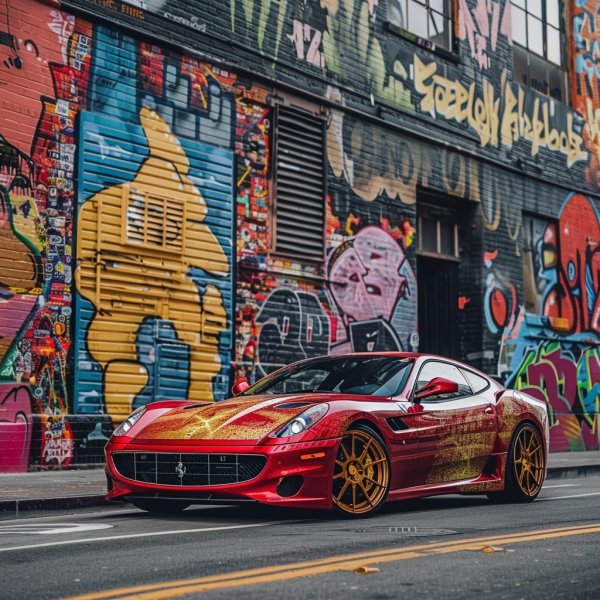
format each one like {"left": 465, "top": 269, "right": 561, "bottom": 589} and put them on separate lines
{"left": 417, "top": 256, "right": 459, "bottom": 359}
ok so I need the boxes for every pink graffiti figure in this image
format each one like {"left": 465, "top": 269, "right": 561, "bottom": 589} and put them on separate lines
{"left": 327, "top": 226, "right": 413, "bottom": 351}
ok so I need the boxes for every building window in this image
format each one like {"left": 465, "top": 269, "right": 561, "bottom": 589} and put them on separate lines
{"left": 388, "top": 0, "right": 452, "bottom": 50}
{"left": 274, "top": 106, "right": 325, "bottom": 261}
{"left": 511, "top": 0, "right": 567, "bottom": 102}
{"left": 417, "top": 204, "right": 459, "bottom": 260}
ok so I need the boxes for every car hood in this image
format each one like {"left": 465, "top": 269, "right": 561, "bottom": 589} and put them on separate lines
{"left": 134, "top": 394, "right": 325, "bottom": 442}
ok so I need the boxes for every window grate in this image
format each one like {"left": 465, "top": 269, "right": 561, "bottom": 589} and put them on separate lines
{"left": 275, "top": 107, "right": 325, "bottom": 261}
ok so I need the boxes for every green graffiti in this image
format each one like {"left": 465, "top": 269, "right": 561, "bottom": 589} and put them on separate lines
{"left": 513, "top": 341, "right": 599, "bottom": 450}
{"left": 322, "top": 1, "right": 412, "bottom": 110}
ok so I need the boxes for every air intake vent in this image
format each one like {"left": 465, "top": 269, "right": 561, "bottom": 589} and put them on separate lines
{"left": 276, "top": 475, "right": 304, "bottom": 497}
{"left": 387, "top": 417, "right": 409, "bottom": 432}
{"left": 112, "top": 452, "right": 266, "bottom": 486}
{"left": 275, "top": 402, "right": 313, "bottom": 409}
{"left": 275, "top": 107, "right": 325, "bottom": 261}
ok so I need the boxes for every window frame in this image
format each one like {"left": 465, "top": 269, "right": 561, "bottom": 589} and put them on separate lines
{"left": 416, "top": 203, "right": 460, "bottom": 261}
{"left": 511, "top": 0, "right": 568, "bottom": 102}
{"left": 386, "top": 0, "right": 454, "bottom": 52}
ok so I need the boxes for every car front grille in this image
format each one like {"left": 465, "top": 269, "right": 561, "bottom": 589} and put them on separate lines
{"left": 111, "top": 452, "right": 267, "bottom": 486}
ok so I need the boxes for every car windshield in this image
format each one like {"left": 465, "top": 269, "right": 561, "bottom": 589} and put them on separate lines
{"left": 242, "top": 356, "right": 414, "bottom": 397}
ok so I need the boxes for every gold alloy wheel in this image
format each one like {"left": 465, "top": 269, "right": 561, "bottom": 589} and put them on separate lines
{"left": 513, "top": 424, "right": 545, "bottom": 497}
{"left": 333, "top": 427, "right": 390, "bottom": 515}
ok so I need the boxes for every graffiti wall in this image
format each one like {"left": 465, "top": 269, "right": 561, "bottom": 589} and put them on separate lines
{"left": 233, "top": 93, "right": 333, "bottom": 379}
{"left": 74, "top": 27, "right": 235, "bottom": 424}
{"left": 233, "top": 95, "right": 420, "bottom": 383}
{"left": 490, "top": 193, "right": 600, "bottom": 451}
{"left": 0, "top": 1, "right": 92, "bottom": 468}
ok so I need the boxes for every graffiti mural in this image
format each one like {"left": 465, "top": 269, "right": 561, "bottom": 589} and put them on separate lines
{"left": 254, "top": 288, "right": 330, "bottom": 378}
{"left": 231, "top": 0, "right": 413, "bottom": 110}
{"left": 414, "top": 55, "right": 587, "bottom": 167}
{"left": 510, "top": 341, "right": 599, "bottom": 452}
{"left": 540, "top": 193, "right": 600, "bottom": 335}
{"left": 494, "top": 194, "right": 600, "bottom": 451}
{"left": 75, "top": 27, "right": 234, "bottom": 423}
{"left": 76, "top": 106, "right": 230, "bottom": 424}
{"left": 325, "top": 181, "right": 418, "bottom": 354}
{"left": 326, "top": 224, "right": 416, "bottom": 353}
{"left": 234, "top": 92, "right": 272, "bottom": 381}
{"left": 483, "top": 249, "right": 517, "bottom": 335}
{"left": 326, "top": 101, "right": 485, "bottom": 205}
{"left": 458, "top": 0, "right": 512, "bottom": 69}
{"left": 0, "top": 384, "right": 32, "bottom": 472}
{"left": 457, "top": 0, "right": 512, "bottom": 70}
{"left": 0, "top": 1, "right": 92, "bottom": 468}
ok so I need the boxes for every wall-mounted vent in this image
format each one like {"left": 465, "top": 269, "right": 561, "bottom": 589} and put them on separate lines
{"left": 121, "top": 185, "right": 185, "bottom": 254}
{"left": 275, "top": 107, "right": 325, "bottom": 261}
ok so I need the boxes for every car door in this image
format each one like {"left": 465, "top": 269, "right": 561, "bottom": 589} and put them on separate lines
{"left": 377, "top": 399, "right": 422, "bottom": 490}
{"left": 407, "top": 360, "right": 498, "bottom": 486}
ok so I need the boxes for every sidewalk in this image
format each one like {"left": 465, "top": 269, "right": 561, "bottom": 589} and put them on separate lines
{"left": 1, "top": 451, "right": 599, "bottom": 518}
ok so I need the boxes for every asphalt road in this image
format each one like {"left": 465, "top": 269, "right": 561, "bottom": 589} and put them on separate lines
{"left": 1, "top": 475, "right": 600, "bottom": 600}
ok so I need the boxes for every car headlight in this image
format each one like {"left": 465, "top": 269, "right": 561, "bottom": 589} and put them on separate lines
{"left": 113, "top": 405, "right": 146, "bottom": 437}
{"left": 271, "top": 403, "right": 329, "bottom": 438}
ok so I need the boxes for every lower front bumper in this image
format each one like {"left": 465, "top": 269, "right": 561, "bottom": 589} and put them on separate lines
{"left": 105, "top": 438, "right": 340, "bottom": 510}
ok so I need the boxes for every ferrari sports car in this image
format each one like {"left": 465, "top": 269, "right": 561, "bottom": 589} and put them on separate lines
{"left": 105, "top": 353, "right": 549, "bottom": 517}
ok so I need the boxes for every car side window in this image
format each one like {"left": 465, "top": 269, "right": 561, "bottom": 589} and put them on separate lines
{"left": 415, "top": 361, "right": 473, "bottom": 401}
{"left": 460, "top": 368, "right": 490, "bottom": 394}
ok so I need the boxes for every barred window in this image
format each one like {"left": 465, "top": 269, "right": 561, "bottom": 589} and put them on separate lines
{"left": 511, "top": 0, "right": 568, "bottom": 101}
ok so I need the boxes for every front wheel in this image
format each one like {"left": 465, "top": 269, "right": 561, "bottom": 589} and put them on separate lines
{"left": 130, "top": 499, "right": 190, "bottom": 513}
{"left": 488, "top": 422, "right": 546, "bottom": 503}
{"left": 332, "top": 424, "right": 391, "bottom": 517}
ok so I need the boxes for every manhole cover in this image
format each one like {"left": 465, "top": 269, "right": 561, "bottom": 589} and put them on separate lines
{"left": 388, "top": 527, "right": 458, "bottom": 536}
{"left": 351, "top": 527, "right": 458, "bottom": 536}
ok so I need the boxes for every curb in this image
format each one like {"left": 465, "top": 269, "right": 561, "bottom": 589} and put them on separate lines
{"left": 546, "top": 464, "right": 600, "bottom": 479}
{"left": 0, "top": 495, "right": 108, "bottom": 519}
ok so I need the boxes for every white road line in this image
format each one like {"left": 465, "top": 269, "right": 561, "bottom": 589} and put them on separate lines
{"left": 0, "top": 505, "right": 220, "bottom": 524}
{"left": 0, "top": 523, "right": 113, "bottom": 535}
{"left": 540, "top": 492, "right": 600, "bottom": 501}
{"left": 0, "top": 521, "right": 289, "bottom": 553}
{"left": 542, "top": 484, "right": 578, "bottom": 489}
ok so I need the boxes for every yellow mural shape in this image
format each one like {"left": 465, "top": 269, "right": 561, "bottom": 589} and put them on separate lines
{"left": 76, "top": 107, "right": 228, "bottom": 423}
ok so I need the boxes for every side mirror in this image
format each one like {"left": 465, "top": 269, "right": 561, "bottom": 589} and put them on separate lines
{"left": 231, "top": 377, "right": 250, "bottom": 396}
{"left": 414, "top": 377, "right": 458, "bottom": 402}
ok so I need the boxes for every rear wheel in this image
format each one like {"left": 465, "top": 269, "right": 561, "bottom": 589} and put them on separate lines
{"left": 130, "top": 499, "right": 190, "bottom": 513}
{"left": 488, "top": 422, "right": 545, "bottom": 503}
{"left": 332, "top": 424, "right": 391, "bottom": 517}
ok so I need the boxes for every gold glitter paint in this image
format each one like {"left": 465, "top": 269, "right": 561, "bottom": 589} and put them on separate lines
{"left": 137, "top": 399, "right": 310, "bottom": 441}
{"left": 425, "top": 409, "right": 496, "bottom": 484}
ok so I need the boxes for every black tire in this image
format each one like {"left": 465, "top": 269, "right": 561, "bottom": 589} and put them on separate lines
{"left": 130, "top": 499, "right": 190, "bottom": 513}
{"left": 487, "top": 422, "right": 546, "bottom": 503}
{"left": 332, "top": 423, "right": 391, "bottom": 517}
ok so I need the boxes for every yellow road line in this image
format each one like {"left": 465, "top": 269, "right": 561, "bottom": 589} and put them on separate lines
{"left": 65, "top": 522, "right": 600, "bottom": 600}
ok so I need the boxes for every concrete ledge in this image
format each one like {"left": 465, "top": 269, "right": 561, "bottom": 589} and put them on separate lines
{"left": 546, "top": 464, "right": 600, "bottom": 479}
{"left": 0, "top": 495, "right": 107, "bottom": 519}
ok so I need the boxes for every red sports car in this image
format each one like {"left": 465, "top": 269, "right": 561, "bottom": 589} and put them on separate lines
{"left": 105, "top": 353, "right": 549, "bottom": 517}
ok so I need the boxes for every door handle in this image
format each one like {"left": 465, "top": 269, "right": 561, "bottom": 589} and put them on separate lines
{"left": 484, "top": 406, "right": 494, "bottom": 414}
